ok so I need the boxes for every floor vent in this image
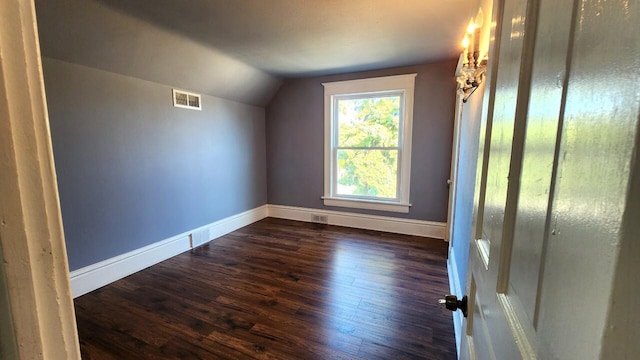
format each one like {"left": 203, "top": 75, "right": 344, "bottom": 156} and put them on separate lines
{"left": 311, "top": 214, "right": 328, "bottom": 224}
{"left": 173, "top": 89, "right": 201, "bottom": 110}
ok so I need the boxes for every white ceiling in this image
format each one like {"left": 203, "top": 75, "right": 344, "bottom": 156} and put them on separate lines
{"left": 35, "top": 0, "right": 476, "bottom": 105}
{"left": 92, "top": 0, "right": 475, "bottom": 77}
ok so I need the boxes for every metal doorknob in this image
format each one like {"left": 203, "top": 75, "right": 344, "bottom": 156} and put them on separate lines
{"left": 439, "top": 294, "right": 468, "bottom": 317}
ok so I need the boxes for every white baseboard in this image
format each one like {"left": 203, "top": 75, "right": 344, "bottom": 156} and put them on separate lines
{"left": 209, "top": 205, "right": 268, "bottom": 240}
{"left": 69, "top": 205, "right": 268, "bottom": 298}
{"left": 267, "top": 204, "right": 446, "bottom": 239}
{"left": 70, "top": 204, "right": 443, "bottom": 298}
{"left": 69, "top": 234, "right": 191, "bottom": 298}
{"left": 447, "top": 245, "right": 464, "bottom": 358}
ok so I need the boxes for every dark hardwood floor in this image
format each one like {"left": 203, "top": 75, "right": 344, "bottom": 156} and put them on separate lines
{"left": 74, "top": 218, "right": 456, "bottom": 359}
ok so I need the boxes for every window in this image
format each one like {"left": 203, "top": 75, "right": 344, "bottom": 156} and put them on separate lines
{"left": 322, "top": 74, "right": 416, "bottom": 213}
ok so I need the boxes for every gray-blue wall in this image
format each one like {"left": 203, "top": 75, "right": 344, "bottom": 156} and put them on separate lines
{"left": 451, "top": 91, "right": 484, "bottom": 288}
{"left": 265, "top": 60, "right": 458, "bottom": 222}
{"left": 43, "top": 58, "right": 267, "bottom": 271}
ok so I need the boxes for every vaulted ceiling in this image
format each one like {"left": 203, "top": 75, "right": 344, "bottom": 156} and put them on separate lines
{"left": 35, "top": 0, "right": 475, "bottom": 106}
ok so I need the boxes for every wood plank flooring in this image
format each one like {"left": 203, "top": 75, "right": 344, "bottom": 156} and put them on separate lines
{"left": 74, "top": 218, "right": 456, "bottom": 359}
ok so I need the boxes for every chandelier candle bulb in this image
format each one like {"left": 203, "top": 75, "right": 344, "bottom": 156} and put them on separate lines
{"left": 473, "top": 27, "right": 480, "bottom": 66}
{"left": 462, "top": 36, "right": 470, "bottom": 63}
{"left": 467, "top": 19, "right": 476, "bottom": 55}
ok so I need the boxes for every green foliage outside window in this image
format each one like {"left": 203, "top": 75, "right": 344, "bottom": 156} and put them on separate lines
{"left": 336, "top": 95, "right": 401, "bottom": 199}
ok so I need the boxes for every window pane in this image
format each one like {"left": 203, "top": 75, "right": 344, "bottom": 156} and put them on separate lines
{"left": 336, "top": 149, "right": 398, "bottom": 199}
{"left": 337, "top": 96, "right": 400, "bottom": 147}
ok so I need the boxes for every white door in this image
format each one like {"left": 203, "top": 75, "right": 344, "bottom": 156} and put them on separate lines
{"left": 458, "top": 0, "right": 639, "bottom": 359}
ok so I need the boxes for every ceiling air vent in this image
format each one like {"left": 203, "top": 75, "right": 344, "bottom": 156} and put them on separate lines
{"left": 172, "top": 89, "right": 201, "bottom": 110}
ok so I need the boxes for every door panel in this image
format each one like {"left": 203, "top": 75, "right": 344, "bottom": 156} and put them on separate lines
{"left": 462, "top": 0, "right": 533, "bottom": 357}
{"left": 461, "top": 0, "right": 575, "bottom": 358}
{"left": 481, "top": 0, "right": 527, "bottom": 268}
{"left": 508, "top": 0, "right": 574, "bottom": 327}
{"left": 534, "top": 0, "right": 639, "bottom": 358}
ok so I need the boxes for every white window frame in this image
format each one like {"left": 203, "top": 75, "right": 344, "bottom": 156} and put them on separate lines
{"left": 322, "top": 74, "right": 416, "bottom": 213}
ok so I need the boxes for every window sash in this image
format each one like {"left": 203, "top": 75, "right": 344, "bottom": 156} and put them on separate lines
{"left": 330, "top": 91, "right": 405, "bottom": 202}
{"left": 333, "top": 92, "right": 404, "bottom": 148}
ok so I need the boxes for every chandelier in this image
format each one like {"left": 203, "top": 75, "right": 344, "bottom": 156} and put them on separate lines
{"left": 456, "top": 18, "right": 487, "bottom": 103}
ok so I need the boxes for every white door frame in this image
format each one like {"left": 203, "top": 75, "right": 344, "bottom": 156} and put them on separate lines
{"left": 0, "top": 0, "right": 81, "bottom": 358}
{"left": 445, "top": 58, "right": 466, "bottom": 244}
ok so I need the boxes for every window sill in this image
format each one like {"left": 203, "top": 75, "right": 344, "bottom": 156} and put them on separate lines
{"left": 322, "top": 196, "right": 411, "bottom": 213}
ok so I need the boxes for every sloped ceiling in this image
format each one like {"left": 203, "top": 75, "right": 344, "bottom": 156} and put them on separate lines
{"left": 35, "top": 0, "right": 475, "bottom": 106}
